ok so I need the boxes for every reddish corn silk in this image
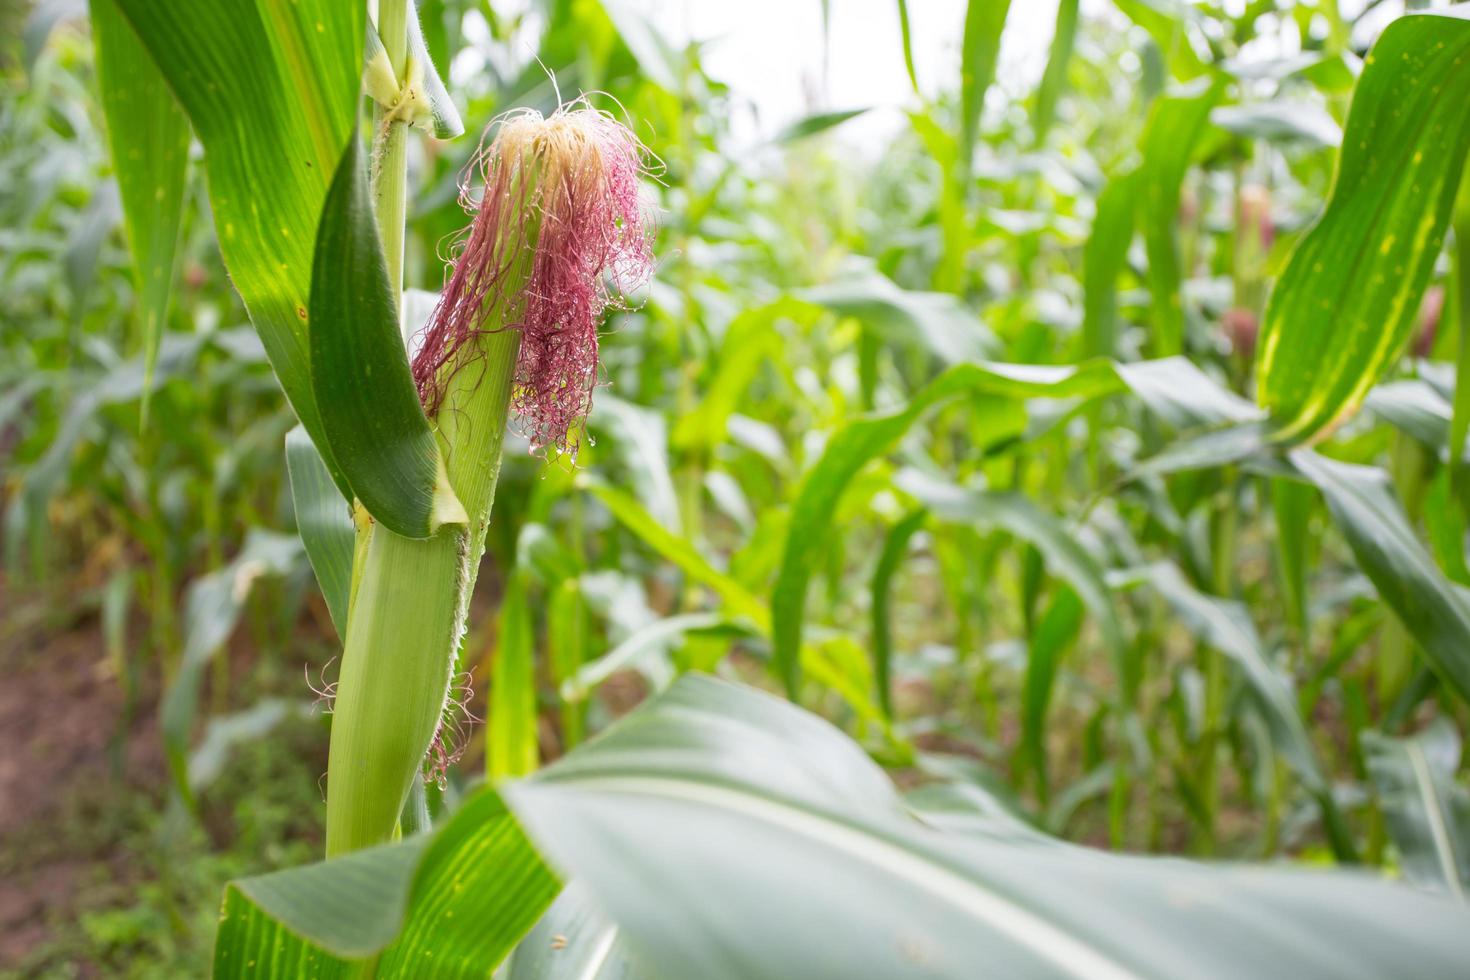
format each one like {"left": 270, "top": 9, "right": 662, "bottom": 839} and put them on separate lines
{"left": 411, "top": 102, "right": 654, "bottom": 456}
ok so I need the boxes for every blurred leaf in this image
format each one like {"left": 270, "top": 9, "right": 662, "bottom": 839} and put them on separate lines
{"left": 215, "top": 789, "right": 559, "bottom": 977}
{"left": 114, "top": 0, "right": 364, "bottom": 489}
{"left": 1114, "top": 0, "right": 1207, "bottom": 81}
{"left": 896, "top": 0, "right": 918, "bottom": 93}
{"left": 1293, "top": 450, "right": 1470, "bottom": 705}
{"left": 286, "top": 425, "right": 355, "bottom": 638}
{"left": 592, "top": 395, "right": 679, "bottom": 532}
{"left": 309, "top": 135, "right": 464, "bottom": 539}
{"left": 897, "top": 468, "right": 1126, "bottom": 679}
{"left": 563, "top": 612, "right": 742, "bottom": 702}
{"left": 507, "top": 673, "right": 1470, "bottom": 980}
{"left": 1137, "top": 79, "right": 1223, "bottom": 355}
{"left": 773, "top": 108, "right": 869, "bottom": 144}
{"left": 1022, "top": 587, "right": 1083, "bottom": 794}
{"left": 1363, "top": 720, "right": 1470, "bottom": 899}
{"left": 1212, "top": 102, "right": 1341, "bottom": 148}
{"left": 959, "top": 0, "right": 1012, "bottom": 171}
{"left": 1081, "top": 173, "right": 1136, "bottom": 359}
{"left": 598, "top": 0, "right": 682, "bottom": 92}
{"left": 490, "top": 572, "right": 539, "bottom": 783}
{"left": 1033, "top": 0, "right": 1078, "bottom": 145}
{"left": 159, "top": 531, "right": 304, "bottom": 803}
{"left": 798, "top": 271, "right": 998, "bottom": 366}
{"left": 870, "top": 508, "right": 928, "bottom": 718}
{"left": 90, "top": 0, "right": 190, "bottom": 421}
{"left": 1258, "top": 11, "right": 1470, "bottom": 442}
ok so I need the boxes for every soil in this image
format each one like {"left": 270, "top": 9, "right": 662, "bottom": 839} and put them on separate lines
{"left": 0, "top": 579, "right": 163, "bottom": 972}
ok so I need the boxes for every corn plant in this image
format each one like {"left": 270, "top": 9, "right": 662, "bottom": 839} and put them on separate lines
{"left": 15, "top": 0, "right": 1470, "bottom": 976}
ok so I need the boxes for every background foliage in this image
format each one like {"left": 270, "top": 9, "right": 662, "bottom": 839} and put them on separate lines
{"left": 5, "top": 0, "right": 1470, "bottom": 975}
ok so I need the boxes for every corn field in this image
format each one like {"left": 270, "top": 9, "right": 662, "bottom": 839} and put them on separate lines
{"left": 5, "top": 0, "right": 1470, "bottom": 976}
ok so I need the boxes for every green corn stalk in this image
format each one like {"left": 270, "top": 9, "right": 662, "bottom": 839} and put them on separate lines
{"left": 324, "top": 0, "right": 535, "bottom": 856}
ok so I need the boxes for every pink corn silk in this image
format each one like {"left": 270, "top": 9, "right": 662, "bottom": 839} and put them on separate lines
{"left": 411, "top": 107, "right": 653, "bottom": 456}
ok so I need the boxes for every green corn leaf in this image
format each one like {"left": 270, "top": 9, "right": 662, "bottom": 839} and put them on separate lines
{"left": 958, "top": 0, "right": 1012, "bottom": 172}
{"left": 309, "top": 135, "right": 465, "bottom": 539}
{"left": 1211, "top": 102, "right": 1341, "bottom": 149}
{"left": 896, "top": 0, "right": 918, "bottom": 94}
{"left": 1114, "top": 0, "right": 1208, "bottom": 82}
{"left": 1363, "top": 720, "right": 1470, "bottom": 900}
{"left": 896, "top": 468, "right": 1127, "bottom": 684}
{"left": 1292, "top": 450, "right": 1470, "bottom": 705}
{"left": 1081, "top": 172, "right": 1137, "bottom": 359}
{"left": 285, "top": 425, "right": 355, "bottom": 638}
{"left": 490, "top": 572, "right": 540, "bottom": 783}
{"left": 1033, "top": 0, "right": 1078, "bottom": 145}
{"left": 770, "top": 356, "right": 1252, "bottom": 695}
{"left": 1257, "top": 11, "right": 1470, "bottom": 442}
{"left": 505, "top": 673, "right": 1470, "bottom": 980}
{"left": 112, "top": 0, "right": 363, "bottom": 492}
{"left": 773, "top": 107, "right": 870, "bottom": 144}
{"left": 503, "top": 884, "right": 637, "bottom": 980}
{"left": 1137, "top": 78, "right": 1223, "bottom": 356}
{"left": 584, "top": 478, "right": 769, "bottom": 628}
{"left": 159, "top": 531, "right": 304, "bottom": 805}
{"left": 870, "top": 508, "right": 928, "bottom": 719}
{"left": 1022, "top": 586, "right": 1084, "bottom": 796}
{"left": 214, "top": 789, "right": 559, "bottom": 978}
{"left": 797, "top": 271, "right": 998, "bottom": 366}
{"left": 1271, "top": 476, "right": 1315, "bottom": 640}
{"left": 88, "top": 0, "right": 189, "bottom": 425}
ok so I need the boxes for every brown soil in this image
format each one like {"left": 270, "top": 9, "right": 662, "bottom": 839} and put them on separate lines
{"left": 0, "top": 579, "right": 163, "bottom": 973}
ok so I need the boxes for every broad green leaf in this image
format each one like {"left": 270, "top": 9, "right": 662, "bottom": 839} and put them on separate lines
{"left": 285, "top": 425, "right": 355, "bottom": 638}
{"left": 870, "top": 508, "right": 928, "bottom": 719}
{"left": 1081, "top": 173, "right": 1136, "bottom": 359}
{"left": 959, "top": 0, "right": 1012, "bottom": 171}
{"left": 506, "top": 673, "right": 1470, "bottom": 980}
{"left": 1257, "top": 11, "right": 1470, "bottom": 442}
{"left": 1033, "top": 0, "right": 1078, "bottom": 145}
{"left": 490, "top": 573, "right": 539, "bottom": 783}
{"left": 1292, "top": 450, "right": 1470, "bottom": 705}
{"left": 503, "top": 884, "right": 638, "bottom": 980}
{"left": 1137, "top": 79, "right": 1223, "bottom": 355}
{"left": 113, "top": 0, "right": 363, "bottom": 489}
{"left": 1363, "top": 720, "right": 1470, "bottom": 900}
{"left": 89, "top": 0, "right": 189, "bottom": 421}
{"left": 214, "top": 789, "right": 559, "bottom": 978}
{"left": 309, "top": 135, "right": 465, "bottom": 539}
{"left": 773, "top": 108, "right": 869, "bottom": 144}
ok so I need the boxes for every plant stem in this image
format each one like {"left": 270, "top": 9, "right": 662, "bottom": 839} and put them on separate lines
{"left": 373, "top": 0, "right": 410, "bottom": 297}
{"left": 326, "top": 325, "right": 523, "bottom": 856}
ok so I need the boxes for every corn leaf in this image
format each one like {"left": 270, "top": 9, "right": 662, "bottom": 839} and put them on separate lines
{"left": 958, "top": 0, "right": 1012, "bottom": 171}
{"left": 1363, "top": 720, "right": 1470, "bottom": 900}
{"left": 1137, "top": 79, "right": 1223, "bottom": 356}
{"left": 308, "top": 135, "right": 463, "bottom": 538}
{"left": 1292, "top": 450, "right": 1470, "bottom": 705}
{"left": 1033, "top": 0, "right": 1078, "bottom": 146}
{"left": 1257, "top": 11, "right": 1470, "bottom": 442}
{"left": 490, "top": 572, "right": 539, "bottom": 783}
{"left": 111, "top": 0, "right": 363, "bottom": 492}
{"left": 285, "top": 425, "right": 355, "bottom": 638}
{"left": 214, "top": 789, "right": 559, "bottom": 978}
{"left": 502, "top": 884, "right": 637, "bottom": 980}
{"left": 88, "top": 0, "right": 189, "bottom": 423}
{"left": 506, "top": 673, "right": 1470, "bottom": 980}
